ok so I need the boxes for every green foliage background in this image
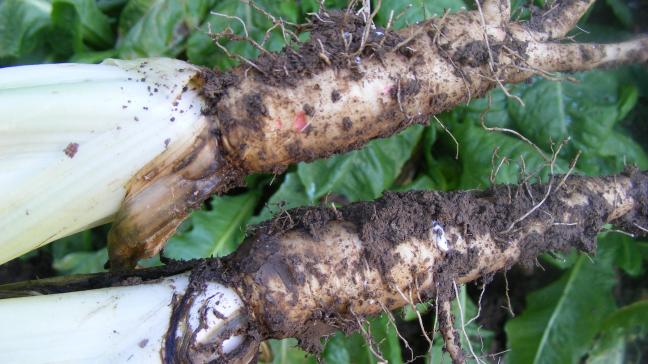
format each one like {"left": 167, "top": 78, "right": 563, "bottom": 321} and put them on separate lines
{"left": 1, "top": 0, "right": 648, "bottom": 362}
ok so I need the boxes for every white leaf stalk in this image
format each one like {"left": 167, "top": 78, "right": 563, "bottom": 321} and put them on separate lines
{"left": 0, "top": 58, "right": 209, "bottom": 264}
{"left": 0, "top": 273, "right": 247, "bottom": 363}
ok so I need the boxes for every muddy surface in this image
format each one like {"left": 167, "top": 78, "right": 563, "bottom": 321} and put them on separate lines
{"left": 224, "top": 170, "right": 648, "bottom": 353}
{"left": 527, "top": 0, "right": 585, "bottom": 34}
{"left": 2, "top": 3, "right": 646, "bottom": 361}
{"left": 199, "top": 68, "right": 240, "bottom": 120}
{"left": 454, "top": 40, "right": 491, "bottom": 67}
{"left": 253, "top": 171, "right": 645, "bottom": 274}
{"left": 248, "top": 11, "right": 405, "bottom": 88}
{"left": 198, "top": 4, "right": 548, "bottom": 182}
{"left": 196, "top": 9, "right": 415, "bottom": 179}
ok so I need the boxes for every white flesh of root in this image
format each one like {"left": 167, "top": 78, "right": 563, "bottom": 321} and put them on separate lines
{"left": 0, "top": 273, "right": 245, "bottom": 363}
{"left": 0, "top": 58, "right": 207, "bottom": 264}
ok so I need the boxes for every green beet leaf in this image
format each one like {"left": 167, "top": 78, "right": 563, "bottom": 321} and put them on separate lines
{"left": 505, "top": 241, "right": 618, "bottom": 364}
{"left": 0, "top": 0, "right": 52, "bottom": 66}
{"left": 164, "top": 191, "right": 260, "bottom": 260}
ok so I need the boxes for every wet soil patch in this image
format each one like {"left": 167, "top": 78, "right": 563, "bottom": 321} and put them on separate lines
{"left": 228, "top": 172, "right": 648, "bottom": 352}
{"left": 454, "top": 40, "right": 491, "bottom": 67}
{"left": 246, "top": 171, "right": 644, "bottom": 296}
{"left": 390, "top": 78, "right": 422, "bottom": 100}
{"left": 331, "top": 89, "right": 341, "bottom": 102}
{"left": 527, "top": 0, "right": 584, "bottom": 34}
{"left": 199, "top": 69, "right": 239, "bottom": 114}
{"left": 618, "top": 167, "right": 648, "bottom": 236}
{"left": 243, "top": 92, "right": 268, "bottom": 118}
{"left": 236, "top": 11, "right": 405, "bottom": 88}
{"left": 341, "top": 116, "right": 353, "bottom": 131}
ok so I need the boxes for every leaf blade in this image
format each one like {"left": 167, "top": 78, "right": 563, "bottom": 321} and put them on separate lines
{"left": 505, "top": 242, "right": 618, "bottom": 364}
{"left": 164, "top": 191, "right": 259, "bottom": 260}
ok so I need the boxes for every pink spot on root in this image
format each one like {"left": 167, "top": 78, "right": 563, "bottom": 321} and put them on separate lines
{"left": 294, "top": 111, "right": 307, "bottom": 131}
{"left": 274, "top": 117, "right": 283, "bottom": 130}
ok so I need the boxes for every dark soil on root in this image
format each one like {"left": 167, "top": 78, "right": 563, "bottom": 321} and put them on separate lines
{"left": 254, "top": 172, "right": 641, "bottom": 279}
{"left": 196, "top": 9, "right": 413, "bottom": 179}
{"left": 454, "top": 40, "right": 491, "bottom": 67}
{"left": 248, "top": 10, "right": 405, "bottom": 88}
{"left": 527, "top": 0, "right": 582, "bottom": 34}
{"left": 199, "top": 9, "right": 408, "bottom": 124}
{"left": 227, "top": 170, "right": 648, "bottom": 353}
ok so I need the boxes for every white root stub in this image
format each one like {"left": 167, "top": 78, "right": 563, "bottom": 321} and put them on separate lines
{"left": 178, "top": 281, "right": 247, "bottom": 362}
{"left": 430, "top": 221, "right": 450, "bottom": 252}
{"left": 0, "top": 273, "right": 248, "bottom": 364}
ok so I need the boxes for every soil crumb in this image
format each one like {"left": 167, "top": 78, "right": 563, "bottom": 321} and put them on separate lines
{"left": 63, "top": 143, "right": 79, "bottom": 158}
